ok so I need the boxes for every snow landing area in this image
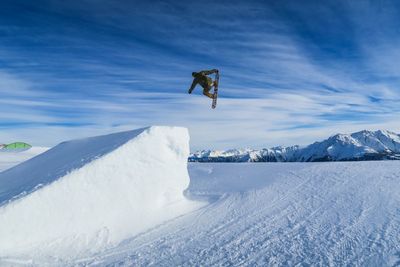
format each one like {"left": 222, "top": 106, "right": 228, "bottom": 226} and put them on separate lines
{"left": 82, "top": 161, "right": 400, "bottom": 266}
{"left": 0, "top": 126, "right": 201, "bottom": 262}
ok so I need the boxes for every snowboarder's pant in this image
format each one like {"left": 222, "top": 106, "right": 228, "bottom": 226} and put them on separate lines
{"left": 203, "top": 85, "right": 214, "bottom": 99}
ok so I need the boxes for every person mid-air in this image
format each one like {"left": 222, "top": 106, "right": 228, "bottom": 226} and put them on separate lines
{"left": 188, "top": 69, "right": 219, "bottom": 99}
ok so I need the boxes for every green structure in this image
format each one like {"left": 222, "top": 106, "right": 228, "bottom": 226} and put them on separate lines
{"left": 1, "top": 142, "right": 32, "bottom": 151}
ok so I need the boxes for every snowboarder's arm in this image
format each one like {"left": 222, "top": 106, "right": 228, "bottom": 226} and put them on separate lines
{"left": 200, "top": 69, "right": 219, "bottom": 75}
{"left": 188, "top": 79, "right": 198, "bottom": 92}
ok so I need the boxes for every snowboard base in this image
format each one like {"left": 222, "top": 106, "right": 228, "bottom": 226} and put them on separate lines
{"left": 211, "top": 72, "right": 219, "bottom": 109}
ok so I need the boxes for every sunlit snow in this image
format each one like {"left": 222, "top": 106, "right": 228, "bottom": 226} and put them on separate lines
{"left": 1, "top": 128, "right": 400, "bottom": 266}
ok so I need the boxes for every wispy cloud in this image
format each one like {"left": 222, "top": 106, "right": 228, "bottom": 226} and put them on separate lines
{"left": 1, "top": 0, "right": 400, "bottom": 149}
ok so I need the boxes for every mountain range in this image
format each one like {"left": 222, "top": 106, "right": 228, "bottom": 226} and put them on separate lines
{"left": 189, "top": 130, "right": 400, "bottom": 162}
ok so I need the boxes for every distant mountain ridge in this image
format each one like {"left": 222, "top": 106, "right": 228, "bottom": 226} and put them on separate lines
{"left": 189, "top": 130, "right": 400, "bottom": 162}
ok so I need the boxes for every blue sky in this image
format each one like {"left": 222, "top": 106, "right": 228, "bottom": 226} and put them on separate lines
{"left": 1, "top": 0, "right": 400, "bottom": 150}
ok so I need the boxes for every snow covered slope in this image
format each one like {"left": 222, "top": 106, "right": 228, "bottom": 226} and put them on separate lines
{"left": 190, "top": 130, "right": 400, "bottom": 162}
{"left": 80, "top": 161, "right": 400, "bottom": 266}
{"left": 0, "top": 147, "right": 48, "bottom": 172}
{"left": 0, "top": 126, "right": 199, "bottom": 259}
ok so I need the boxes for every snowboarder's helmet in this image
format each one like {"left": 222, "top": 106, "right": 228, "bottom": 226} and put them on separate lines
{"left": 192, "top": 72, "right": 197, "bottom": 77}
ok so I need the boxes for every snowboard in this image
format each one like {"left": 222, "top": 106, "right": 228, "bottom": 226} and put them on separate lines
{"left": 211, "top": 72, "right": 219, "bottom": 109}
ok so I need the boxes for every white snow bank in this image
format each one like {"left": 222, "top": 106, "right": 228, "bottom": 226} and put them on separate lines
{"left": 0, "top": 126, "right": 198, "bottom": 259}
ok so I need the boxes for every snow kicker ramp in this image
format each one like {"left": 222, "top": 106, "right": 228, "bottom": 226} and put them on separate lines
{"left": 0, "top": 126, "right": 197, "bottom": 259}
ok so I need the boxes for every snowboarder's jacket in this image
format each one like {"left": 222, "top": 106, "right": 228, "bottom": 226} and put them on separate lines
{"left": 189, "top": 69, "right": 218, "bottom": 92}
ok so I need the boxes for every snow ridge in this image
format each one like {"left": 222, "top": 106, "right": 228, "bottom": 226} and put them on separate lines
{"left": 189, "top": 130, "right": 400, "bottom": 162}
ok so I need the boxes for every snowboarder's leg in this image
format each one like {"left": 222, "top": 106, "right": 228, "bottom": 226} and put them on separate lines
{"left": 203, "top": 86, "right": 214, "bottom": 99}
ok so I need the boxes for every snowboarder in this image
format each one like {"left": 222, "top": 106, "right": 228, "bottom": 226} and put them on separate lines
{"left": 188, "top": 69, "right": 219, "bottom": 99}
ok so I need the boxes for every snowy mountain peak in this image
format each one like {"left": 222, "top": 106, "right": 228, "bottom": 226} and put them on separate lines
{"left": 327, "top": 133, "right": 358, "bottom": 145}
{"left": 189, "top": 129, "right": 400, "bottom": 162}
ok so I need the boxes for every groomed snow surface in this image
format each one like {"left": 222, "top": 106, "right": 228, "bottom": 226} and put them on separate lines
{"left": 84, "top": 162, "right": 400, "bottom": 267}
{"left": 1, "top": 127, "right": 400, "bottom": 266}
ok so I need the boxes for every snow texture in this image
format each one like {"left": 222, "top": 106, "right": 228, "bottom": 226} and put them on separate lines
{"left": 190, "top": 129, "right": 400, "bottom": 162}
{"left": 78, "top": 161, "right": 400, "bottom": 266}
{"left": 0, "top": 126, "right": 199, "bottom": 259}
{"left": 1, "top": 129, "right": 400, "bottom": 266}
